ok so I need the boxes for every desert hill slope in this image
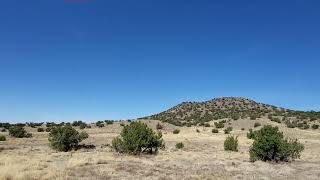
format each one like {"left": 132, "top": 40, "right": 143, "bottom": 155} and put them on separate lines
{"left": 142, "top": 97, "right": 320, "bottom": 128}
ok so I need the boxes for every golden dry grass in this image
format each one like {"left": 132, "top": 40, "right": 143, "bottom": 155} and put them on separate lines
{"left": 0, "top": 119, "right": 320, "bottom": 180}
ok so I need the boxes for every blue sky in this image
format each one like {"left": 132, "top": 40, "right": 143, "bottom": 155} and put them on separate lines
{"left": 0, "top": 0, "right": 319, "bottom": 122}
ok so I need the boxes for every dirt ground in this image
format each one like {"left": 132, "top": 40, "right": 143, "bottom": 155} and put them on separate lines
{"left": 0, "top": 119, "right": 320, "bottom": 180}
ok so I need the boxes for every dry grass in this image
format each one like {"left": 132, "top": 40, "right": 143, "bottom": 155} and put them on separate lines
{"left": 0, "top": 119, "right": 320, "bottom": 180}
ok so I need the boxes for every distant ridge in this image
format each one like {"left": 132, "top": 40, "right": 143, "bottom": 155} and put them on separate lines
{"left": 141, "top": 97, "right": 319, "bottom": 127}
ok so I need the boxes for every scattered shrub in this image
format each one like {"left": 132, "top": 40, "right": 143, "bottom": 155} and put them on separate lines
{"left": 204, "top": 123, "right": 210, "bottom": 127}
{"left": 9, "top": 126, "right": 32, "bottom": 138}
{"left": 212, "top": 129, "right": 219, "bottom": 133}
{"left": 176, "top": 142, "right": 184, "bottom": 149}
{"left": 224, "top": 127, "right": 233, "bottom": 134}
{"left": 214, "top": 121, "right": 224, "bottom": 129}
{"left": 1, "top": 128, "right": 6, "bottom": 132}
{"left": 105, "top": 120, "right": 114, "bottom": 125}
{"left": 156, "top": 123, "right": 163, "bottom": 130}
{"left": 112, "top": 122, "right": 164, "bottom": 155}
{"left": 120, "top": 123, "right": 125, "bottom": 127}
{"left": 249, "top": 125, "right": 304, "bottom": 162}
{"left": 96, "top": 121, "right": 105, "bottom": 128}
{"left": 224, "top": 135, "right": 238, "bottom": 151}
{"left": 196, "top": 129, "right": 200, "bottom": 133}
{"left": 312, "top": 124, "right": 319, "bottom": 129}
{"left": 0, "top": 135, "right": 6, "bottom": 141}
{"left": 173, "top": 129, "right": 180, "bottom": 134}
{"left": 37, "top": 127, "right": 44, "bottom": 132}
{"left": 247, "top": 128, "right": 256, "bottom": 139}
{"left": 254, "top": 122, "right": 261, "bottom": 128}
{"left": 241, "top": 128, "right": 245, "bottom": 131}
{"left": 79, "top": 124, "right": 86, "bottom": 129}
{"left": 48, "top": 125, "right": 89, "bottom": 152}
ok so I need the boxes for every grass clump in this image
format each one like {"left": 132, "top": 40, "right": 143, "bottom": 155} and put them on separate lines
{"left": 37, "top": 127, "right": 44, "bottom": 132}
{"left": 312, "top": 124, "right": 319, "bottom": 129}
{"left": 112, "top": 122, "right": 164, "bottom": 155}
{"left": 48, "top": 125, "right": 89, "bottom": 152}
{"left": 249, "top": 125, "right": 304, "bottom": 162}
{"left": 224, "top": 135, "right": 238, "bottom": 151}
{"left": 212, "top": 129, "right": 219, "bottom": 133}
{"left": 175, "top": 142, "right": 184, "bottom": 149}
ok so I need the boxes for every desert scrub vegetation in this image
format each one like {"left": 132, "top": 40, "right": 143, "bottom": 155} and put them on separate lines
{"left": 249, "top": 125, "right": 304, "bottom": 162}
{"left": 0, "top": 135, "right": 6, "bottom": 141}
{"left": 214, "top": 121, "right": 224, "bottom": 129}
{"left": 312, "top": 124, "right": 319, "bottom": 129}
{"left": 224, "top": 135, "right": 238, "bottom": 152}
{"left": 247, "top": 128, "right": 256, "bottom": 139}
{"left": 175, "top": 142, "right": 184, "bottom": 149}
{"left": 48, "top": 125, "right": 89, "bottom": 152}
{"left": 173, "top": 129, "right": 180, "bottom": 134}
{"left": 212, "top": 129, "right": 219, "bottom": 133}
{"left": 224, "top": 127, "right": 233, "bottom": 134}
{"left": 96, "top": 121, "right": 105, "bottom": 128}
{"left": 112, "top": 122, "right": 164, "bottom": 155}
{"left": 9, "top": 126, "right": 32, "bottom": 138}
{"left": 37, "top": 127, "right": 44, "bottom": 132}
{"left": 156, "top": 123, "right": 163, "bottom": 130}
{"left": 254, "top": 122, "right": 261, "bottom": 128}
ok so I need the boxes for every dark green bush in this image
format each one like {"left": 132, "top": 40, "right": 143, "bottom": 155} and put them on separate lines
{"left": 312, "top": 124, "right": 319, "bottom": 129}
{"left": 9, "top": 126, "right": 32, "bottom": 138}
{"left": 249, "top": 125, "right": 304, "bottom": 162}
{"left": 254, "top": 122, "right": 261, "bottom": 128}
{"left": 105, "top": 120, "right": 114, "bottom": 125}
{"left": 48, "top": 125, "right": 89, "bottom": 152}
{"left": 0, "top": 135, "right": 6, "bottom": 141}
{"left": 224, "top": 127, "right": 233, "bottom": 134}
{"left": 224, "top": 135, "right": 238, "bottom": 151}
{"left": 212, "top": 129, "right": 219, "bottom": 133}
{"left": 112, "top": 122, "right": 164, "bottom": 155}
{"left": 173, "top": 129, "right": 180, "bottom": 134}
{"left": 176, "top": 142, "right": 184, "bottom": 149}
{"left": 37, "top": 127, "right": 44, "bottom": 132}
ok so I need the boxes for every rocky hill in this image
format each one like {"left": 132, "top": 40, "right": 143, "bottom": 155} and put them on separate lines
{"left": 142, "top": 97, "right": 320, "bottom": 128}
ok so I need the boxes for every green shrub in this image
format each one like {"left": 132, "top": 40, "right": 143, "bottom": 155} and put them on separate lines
{"left": 79, "top": 124, "right": 86, "bottom": 129}
{"left": 173, "top": 129, "right": 180, "bottom": 134}
{"left": 0, "top": 135, "right": 6, "bottom": 141}
{"left": 112, "top": 122, "right": 164, "bottom": 155}
{"left": 224, "top": 136, "right": 238, "bottom": 151}
{"left": 212, "top": 129, "right": 219, "bottom": 133}
{"left": 214, "top": 121, "right": 224, "bottom": 129}
{"left": 48, "top": 125, "right": 89, "bottom": 152}
{"left": 104, "top": 120, "right": 114, "bottom": 125}
{"left": 247, "top": 128, "right": 256, "bottom": 139}
{"left": 156, "top": 123, "right": 163, "bottom": 130}
{"left": 312, "top": 124, "right": 319, "bottom": 129}
{"left": 224, "top": 127, "right": 233, "bottom": 134}
{"left": 176, "top": 142, "right": 184, "bottom": 149}
{"left": 37, "top": 127, "right": 44, "bottom": 132}
{"left": 249, "top": 125, "right": 304, "bottom": 162}
{"left": 204, "top": 123, "right": 210, "bottom": 127}
{"left": 96, "top": 121, "right": 105, "bottom": 128}
{"left": 9, "top": 126, "right": 32, "bottom": 138}
{"left": 254, "top": 122, "right": 261, "bottom": 128}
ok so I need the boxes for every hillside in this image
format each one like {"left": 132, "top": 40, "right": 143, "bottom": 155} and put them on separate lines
{"left": 142, "top": 97, "right": 320, "bottom": 128}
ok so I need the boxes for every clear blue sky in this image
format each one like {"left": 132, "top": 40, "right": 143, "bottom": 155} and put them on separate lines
{"left": 0, "top": 0, "right": 319, "bottom": 123}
